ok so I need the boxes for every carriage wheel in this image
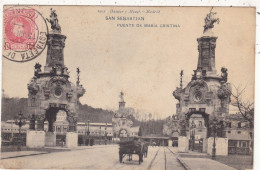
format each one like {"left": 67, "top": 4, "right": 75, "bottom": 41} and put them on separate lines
{"left": 119, "top": 153, "right": 123, "bottom": 163}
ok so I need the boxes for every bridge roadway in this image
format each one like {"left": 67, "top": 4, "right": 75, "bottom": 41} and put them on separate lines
{"left": 0, "top": 145, "right": 184, "bottom": 169}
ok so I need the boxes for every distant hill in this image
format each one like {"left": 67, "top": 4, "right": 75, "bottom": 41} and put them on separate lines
{"left": 139, "top": 120, "right": 165, "bottom": 136}
{"left": 1, "top": 97, "right": 29, "bottom": 121}
{"left": 1, "top": 97, "right": 164, "bottom": 136}
{"left": 1, "top": 97, "right": 115, "bottom": 123}
{"left": 78, "top": 103, "right": 115, "bottom": 123}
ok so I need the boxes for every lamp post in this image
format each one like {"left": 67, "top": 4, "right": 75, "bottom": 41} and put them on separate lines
{"left": 211, "top": 117, "right": 219, "bottom": 160}
{"left": 105, "top": 123, "right": 107, "bottom": 145}
{"left": 14, "top": 111, "right": 26, "bottom": 151}
{"left": 190, "top": 121, "right": 196, "bottom": 151}
{"left": 99, "top": 126, "right": 102, "bottom": 145}
{"left": 84, "top": 121, "right": 87, "bottom": 145}
{"left": 87, "top": 120, "right": 90, "bottom": 146}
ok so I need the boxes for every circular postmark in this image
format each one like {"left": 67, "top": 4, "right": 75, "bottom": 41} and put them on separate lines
{"left": 3, "top": 6, "right": 48, "bottom": 62}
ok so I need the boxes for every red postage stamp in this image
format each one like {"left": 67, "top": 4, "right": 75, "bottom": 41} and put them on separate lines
{"left": 4, "top": 8, "right": 36, "bottom": 51}
{"left": 3, "top": 6, "right": 48, "bottom": 62}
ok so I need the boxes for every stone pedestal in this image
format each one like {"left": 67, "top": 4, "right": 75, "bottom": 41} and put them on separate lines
{"left": 26, "top": 130, "right": 45, "bottom": 148}
{"left": 202, "top": 138, "right": 208, "bottom": 153}
{"left": 45, "top": 132, "right": 56, "bottom": 146}
{"left": 178, "top": 136, "right": 189, "bottom": 152}
{"left": 207, "top": 137, "right": 228, "bottom": 156}
{"left": 168, "top": 139, "right": 173, "bottom": 147}
{"left": 66, "top": 132, "right": 78, "bottom": 148}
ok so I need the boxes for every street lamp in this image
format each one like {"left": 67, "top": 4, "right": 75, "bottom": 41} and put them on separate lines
{"left": 14, "top": 111, "right": 26, "bottom": 151}
{"left": 105, "top": 123, "right": 107, "bottom": 145}
{"left": 99, "top": 126, "right": 102, "bottom": 145}
{"left": 190, "top": 121, "right": 196, "bottom": 151}
{"left": 87, "top": 120, "right": 90, "bottom": 146}
{"left": 211, "top": 117, "right": 219, "bottom": 160}
{"left": 84, "top": 121, "right": 87, "bottom": 145}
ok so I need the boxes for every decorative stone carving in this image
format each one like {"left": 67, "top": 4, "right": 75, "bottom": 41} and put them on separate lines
{"left": 190, "top": 79, "right": 205, "bottom": 87}
{"left": 43, "top": 87, "right": 51, "bottom": 99}
{"left": 49, "top": 76, "right": 68, "bottom": 86}
{"left": 28, "top": 78, "right": 39, "bottom": 95}
{"left": 163, "top": 116, "right": 179, "bottom": 136}
{"left": 36, "top": 114, "right": 45, "bottom": 131}
{"left": 217, "top": 83, "right": 231, "bottom": 100}
{"left": 29, "top": 114, "right": 36, "bottom": 130}
{"left": 203, "top": 8, "right": 220, "bottom": 33}
{"left": 205, "top": 91, "right": 213, "bottom": 100}
{"left": 191, "top": 70, "right": 197, "bottom": 80}
{"left": 220, "top": 67, "right": 228, "bottom": 83}
{"left": 172, "top": 87, "right": 182, "bottom": 100}
{"left": 66, "top": 89, "right": 73, "bottom": 100}
{"left": 179, "top": 119, "right": 188, "bottom": 136}
{"left": 77, "top": 85, "right": 85, "bottom": 98}
{"left": 189, "top": 82, "right": 208, "bottom": 104}
{"left": 34, "top": 63, "right": 42, "bottom": 78}
{"left": 67, "top": 116, "right": 77, "bottom": 132}
{"left": 46, "top": 8, "right": 61, "bottom": 33}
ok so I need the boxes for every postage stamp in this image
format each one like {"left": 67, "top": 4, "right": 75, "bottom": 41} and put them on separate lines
{"left": 3, "top": 6, "right": 48, "bottom": 62}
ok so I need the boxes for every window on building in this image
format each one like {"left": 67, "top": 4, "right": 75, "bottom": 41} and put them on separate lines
{"left": 237, "top": 131, "right": 241, "bottom": 134}
{"left": 228, "top": 122, "right": 232, "bottom": 128}
{"left": 228, "top": 131, "right": 231, "bottom": 133}
{"left": 199, "top": 108, "right": 206, "bottom": 113}
{"left": 238, "top": 122, "right": 242, "bottom": 128}
{"left": 241, "top": 141, "right": 248, "bottom": 148}
{"left": 202, "top": 70, "right": 206, "bottom": 76}
{"left": 189, "top": 108, "right": 196, "bottom": 112}
{"left": 198, "top": 121, "right": 202, "bottom": 127}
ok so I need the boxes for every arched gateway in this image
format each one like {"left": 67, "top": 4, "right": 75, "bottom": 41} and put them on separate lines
{"left": 26, "top": 9, "right": 85, "bottom": 148}
{"left": 112, "top": 92, "right": 133, "bottom": 138}
{"left": 171, "top": 10, "right": 231, "bottom": 153}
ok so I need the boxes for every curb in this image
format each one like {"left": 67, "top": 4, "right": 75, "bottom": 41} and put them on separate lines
{"left": 177, "top": 157, "right": 191, "bottom": 170}
{"left": 1, "top": 152, "right": 48, "bottom": 160}
{"left": 74, "top": 145, "right": 118, "bottom": 150}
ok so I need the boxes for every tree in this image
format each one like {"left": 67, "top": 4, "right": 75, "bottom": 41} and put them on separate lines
{"left": 138, "top": 126, "right": 142, "bottom": 136}
{"left": 148, "top": 113, "right": 153, "bottom": 120}
{"left": 228, "top": 85, "right": 254, "bottom": 164}
{"left": 230, "top": 85, "right": 254, "bottom": 129}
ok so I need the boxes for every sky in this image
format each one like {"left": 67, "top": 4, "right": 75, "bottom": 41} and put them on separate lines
{"left": 2, "top": 6, "right": 255, "bottom": 118}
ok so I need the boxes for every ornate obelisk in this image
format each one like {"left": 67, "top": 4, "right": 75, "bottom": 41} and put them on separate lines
{"left": 172, "top": 8, "right": 231, "bottom": 153}
{"left": 27, "top": 9, "right": 85, "bottom": 148}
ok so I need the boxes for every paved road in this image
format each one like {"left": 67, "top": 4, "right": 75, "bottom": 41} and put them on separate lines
{"left": 0, "top": 146, "right": 184, "bottom": 169}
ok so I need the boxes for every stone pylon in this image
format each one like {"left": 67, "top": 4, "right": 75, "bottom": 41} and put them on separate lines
{"left": 172, "top": 9, "right": 231, "bottom": 140}
{"left": 27, "top": 9, "right": 85, "bottom": 134}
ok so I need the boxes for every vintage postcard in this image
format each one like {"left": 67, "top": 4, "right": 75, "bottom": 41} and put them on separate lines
{"left": 1, "top": 5, "right": 255, "bottom": 170}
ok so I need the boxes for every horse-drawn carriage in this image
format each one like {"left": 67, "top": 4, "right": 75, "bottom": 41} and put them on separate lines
{"left": 119, "top": 137, "right": 149, "bottom": 164}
